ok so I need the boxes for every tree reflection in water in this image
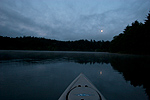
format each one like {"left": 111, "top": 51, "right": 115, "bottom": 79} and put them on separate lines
{"left": 110, "top": 55, "right": 150, "bottom": 99}
{"left": 0, "top": 51, "right": 149, "bottom": 99}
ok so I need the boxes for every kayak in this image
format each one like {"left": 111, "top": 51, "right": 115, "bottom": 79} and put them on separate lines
{"left": 59, "top": 73, "right": 106, "bottom": 100}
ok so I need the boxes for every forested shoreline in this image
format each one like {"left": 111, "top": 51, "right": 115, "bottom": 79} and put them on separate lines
{"left": 0, "top": 12, "right": 150, "bottom": 54}
{"left": 0, "top": 36, "right": 110, "bottom": 52}
{"left": 110, "top": 11, "right": 150, "bottom": 55}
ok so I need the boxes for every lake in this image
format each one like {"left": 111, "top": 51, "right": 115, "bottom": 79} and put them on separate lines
{"left": 0, "top": 50, "right": 149, "bottom": 100}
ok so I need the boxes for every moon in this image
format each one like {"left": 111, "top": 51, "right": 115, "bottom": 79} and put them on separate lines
{"left": 101, "top": 30, "right": 103, "bottom": 32}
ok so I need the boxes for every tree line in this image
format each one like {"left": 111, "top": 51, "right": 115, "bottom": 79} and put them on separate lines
{"left": 110, "top": 11, "right": 150, "bottom": 54}
{"left": 0, "top": 36, "right": 110, "bottom": 52}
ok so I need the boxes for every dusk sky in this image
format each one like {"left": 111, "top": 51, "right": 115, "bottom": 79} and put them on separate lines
{"left": 0, "top": 0, "right": 150, "bottom": 41}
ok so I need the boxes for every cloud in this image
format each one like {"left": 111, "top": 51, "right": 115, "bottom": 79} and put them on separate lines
{"left": 0, "top": 0, "right": 150, "bottom": 40}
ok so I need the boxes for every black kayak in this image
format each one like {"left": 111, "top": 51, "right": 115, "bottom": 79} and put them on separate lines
{"left": 59, "top": 73, "right": 106, "bottom": 100}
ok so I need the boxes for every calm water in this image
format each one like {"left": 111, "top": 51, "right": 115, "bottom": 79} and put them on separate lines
{"left": 0, "top": 50, "right": 149, "bottom": 100}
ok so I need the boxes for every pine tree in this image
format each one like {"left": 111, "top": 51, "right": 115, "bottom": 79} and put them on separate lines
{"left": 145, "top": 11, "right": 150, "bottom": 26}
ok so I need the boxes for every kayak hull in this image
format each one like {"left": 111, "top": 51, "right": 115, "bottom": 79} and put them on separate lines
{"left": 59, "top": 73, "right": 106, "bottom": 100}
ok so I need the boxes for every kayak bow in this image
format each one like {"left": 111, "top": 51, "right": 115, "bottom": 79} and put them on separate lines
{"left": 59, "top": 73, "right": 106, "bottom": 100}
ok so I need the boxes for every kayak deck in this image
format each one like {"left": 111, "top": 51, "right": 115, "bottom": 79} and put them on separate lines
{"left": 59, "top": 73, "right": 106, "bottom": 100}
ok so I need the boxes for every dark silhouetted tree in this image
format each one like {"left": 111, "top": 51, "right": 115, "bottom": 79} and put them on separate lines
{"left": 110, "top": 11, "right": 150, "bottom": 54}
